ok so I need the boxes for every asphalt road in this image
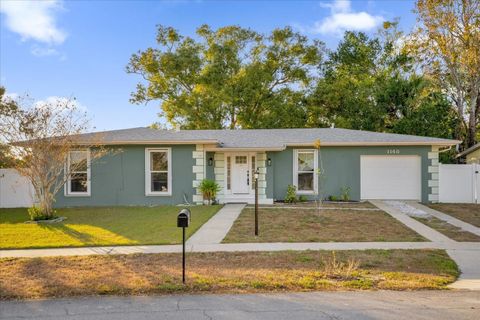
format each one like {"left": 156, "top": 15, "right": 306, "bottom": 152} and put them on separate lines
{"left": 1, "top": 290, "right": 479, "bottom": 320}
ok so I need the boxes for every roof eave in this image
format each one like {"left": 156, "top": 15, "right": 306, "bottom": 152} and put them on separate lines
{"left": 285, "top": 141, "right": 461, "bottom": 147}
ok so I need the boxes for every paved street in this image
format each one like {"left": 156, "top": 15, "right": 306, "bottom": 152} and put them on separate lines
{"left": 1, "top": 291, "right": 479, "bottom": 319}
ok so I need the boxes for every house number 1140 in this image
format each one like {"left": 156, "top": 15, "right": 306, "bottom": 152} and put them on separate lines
{"left": 387, "top": 149, "right": 400, "bottom": 154}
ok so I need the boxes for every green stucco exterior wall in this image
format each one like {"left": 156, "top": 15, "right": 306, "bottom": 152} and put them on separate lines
{"left": 54, "top": 145, "right": 196, "bottom": 207}
{"left": 205, "top": 151, "right": 215, "bottom": 180}
{"left": 269, "top": 146, "right": 430, "bottom": 203}
{"left": 54, "top": 144, "right": 432, "bottom": 207}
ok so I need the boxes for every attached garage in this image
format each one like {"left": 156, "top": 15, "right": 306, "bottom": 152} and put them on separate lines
{"left": 360, "top": 155, "right": 422, "bottom": 200}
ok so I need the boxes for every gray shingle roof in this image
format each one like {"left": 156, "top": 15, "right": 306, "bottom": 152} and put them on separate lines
{"left": 76, "top": 127, "right": 460, "bottom": 149}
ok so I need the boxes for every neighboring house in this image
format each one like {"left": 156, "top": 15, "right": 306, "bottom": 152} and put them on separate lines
{"left": 457, "top": 143, "right": 480, "bottom": 164}
{"left": 56, "top": 127, "right": 459, "bottom": 207}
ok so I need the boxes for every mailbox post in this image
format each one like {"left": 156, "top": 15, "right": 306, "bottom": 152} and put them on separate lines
{"left": 177, "top": 208, "right": 191, "bottom": 284}
{"left": 254, "top": 168, "right": 259, "bottom": 236}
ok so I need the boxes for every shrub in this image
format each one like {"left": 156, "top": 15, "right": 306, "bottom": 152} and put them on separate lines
{"left": 27, "top": 206, "right": 51, "bottom": 221}
{"left": 198, "top": 179, "right": 221, "bottom": 205}
{"left": 284, "top": 184, "right": 297, "bottom": 203}
{"left": 328, "top": 195, "right": 338, "bottom": 201}
{"left": 340, "top": 186, "right": 351, "bottom": 201}
{"left": 298, "top": 195, "right": 308, "bottom": 202}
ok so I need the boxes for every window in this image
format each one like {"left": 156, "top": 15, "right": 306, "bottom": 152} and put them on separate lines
{"left": 293, "top": 149, "right": 317, "bottom": 194}
{"left": 235, "top": 156, "right": 247, "bottom": 164}
{"left": 145, "top": 148, "right": 171, "bottom": 196}
{"left": 66, "top": 150, "right": 90, "bottom": 196}
{"left": 226, "top": 156, "right": 231, "bottom": 190}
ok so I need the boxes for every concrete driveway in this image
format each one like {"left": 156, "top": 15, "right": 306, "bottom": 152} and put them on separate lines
{"left": 1, "top": 291, "right": 479, "bottom": 320}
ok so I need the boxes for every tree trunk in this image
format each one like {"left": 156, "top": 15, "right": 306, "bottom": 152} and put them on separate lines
{"left": 467, "top": 93, "right": 478, "bottom": 148}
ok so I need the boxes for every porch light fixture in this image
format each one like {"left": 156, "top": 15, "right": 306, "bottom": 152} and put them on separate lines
{"left": 267, "top": 158, "right": 272, "bottom": 166}
{"left": 208, "top": 157, "right": 213, "bottom": 166}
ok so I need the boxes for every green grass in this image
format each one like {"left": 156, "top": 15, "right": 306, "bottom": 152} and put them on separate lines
{"left": 0, "top": 206, "right": 221, "bottom": 249}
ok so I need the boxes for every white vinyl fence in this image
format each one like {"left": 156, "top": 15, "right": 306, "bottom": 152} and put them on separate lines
{"left": 0, "top": 169, "right": 35, "bottom": 208}
{"left": 439, "top": 164, "right": 480, "bottom": 204}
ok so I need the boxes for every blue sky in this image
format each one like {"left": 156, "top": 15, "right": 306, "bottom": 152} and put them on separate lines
{"left": 1, "top": 0, "right": 416, "bottom": 131}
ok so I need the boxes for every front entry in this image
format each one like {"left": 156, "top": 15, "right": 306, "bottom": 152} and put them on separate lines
{"left": 223, "top": 152, "right": 256, "bottom": 202}
{"left": 232, "top": 155, "right": 250, "bottom": 194}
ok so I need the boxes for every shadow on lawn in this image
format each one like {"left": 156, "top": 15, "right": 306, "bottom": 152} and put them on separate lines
{"left": 38, "top": 224, "right": 96, "bottom": 244}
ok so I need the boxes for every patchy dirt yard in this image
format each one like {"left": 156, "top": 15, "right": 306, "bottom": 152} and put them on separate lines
{"left": 0, "top": 250, "right": 458, "bottom": 300}
{"left": 223, "top": 207, "right": 426, "bottom": 243}
{"left": 429, "top": 204, "right": 480, "bottom": 228}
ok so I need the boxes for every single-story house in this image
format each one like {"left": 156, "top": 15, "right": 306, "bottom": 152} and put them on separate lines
{"left": 457, "top": 143, "right": 480, "bottom": 164}
{"left": 56, "top": 127, "right": 459, "bottom": 207}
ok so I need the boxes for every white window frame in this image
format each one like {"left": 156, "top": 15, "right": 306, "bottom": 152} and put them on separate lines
{"left": 65, "top": 149, "right": 91, "bottom": 197}
{"left": 293, "top": 149, "right": 318, "bottom": 195}
{"left": 145, "top": 148, "right": 172, "bottom": 196}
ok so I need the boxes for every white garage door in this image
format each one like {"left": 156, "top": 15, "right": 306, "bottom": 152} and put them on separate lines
{"left": 360, "top": 156, "right": 421, "bottom": 200}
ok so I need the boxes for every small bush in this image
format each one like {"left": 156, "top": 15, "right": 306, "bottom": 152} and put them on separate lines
{"left": 284, "top": 184, "right": 297, "bottom": 203}
{"left": 27, "top": 206, "right": 51, "bottom": 221}
{"left": 328, "top": 195, "right": 338, "bottom": 201}
{"left": 340, "top": 186, "right": 351, "bottom": 201}
{"left": 298, "top": 195, "right": 308, "bottom": 202}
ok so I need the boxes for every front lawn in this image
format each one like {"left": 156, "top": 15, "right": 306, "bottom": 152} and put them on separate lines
{"left": 0, "top": 249, "right": 458, "bottom": 299}
{"left": 0, "top": 206, "right": 221, "bottom": 249}
{"left": 429, "top": 204, "right": 480, "bottom": 228}
{"left": 223, "top": 207, "right": 426, "bottom": 243}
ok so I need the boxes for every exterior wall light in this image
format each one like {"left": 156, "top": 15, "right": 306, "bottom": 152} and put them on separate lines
{"left": 267, "top": 158, "right": 272, "bottom": 166}
{"left": 208, "top": 157, "right": 213, "bottom": 166}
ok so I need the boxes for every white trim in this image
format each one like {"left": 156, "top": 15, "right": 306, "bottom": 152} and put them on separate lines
{"left": 145, "top": 148, "right": 172, "bottom": 196}
{"left": 293, "top": 149, "right": 318, "bottom": 195}
{"left": 64, "top": 149, "right": 91, "bottom": 197}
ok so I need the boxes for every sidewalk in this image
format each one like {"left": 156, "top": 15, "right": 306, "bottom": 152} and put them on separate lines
{"left": 186, "top": 203, "right": 246, "bottom": 245}
{"left": 1, "top": 241, "right": 455, "bottom": 259}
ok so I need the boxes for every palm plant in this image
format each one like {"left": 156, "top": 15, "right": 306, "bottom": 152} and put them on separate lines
{"left": 198, "top": 179, "right": 221, "bottom": 205}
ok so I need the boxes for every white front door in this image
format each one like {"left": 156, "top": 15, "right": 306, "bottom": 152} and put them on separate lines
{"left": 232, "top": 155, "right": 250, "bottom": 194}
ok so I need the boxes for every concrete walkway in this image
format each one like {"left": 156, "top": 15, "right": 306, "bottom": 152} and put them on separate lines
{"left": 186, "top": 203, "right": 246, "bottom": 245}
{"left": 4, "top": 241, "right": 463, "bottom": 259}
{"left": 370, "top": 200, "right": 456, "bottom": 244}
{"left": 406, "top": 201, "right": 480, "bottom": 236}
{"left": 372, "top": 200, "right": 480, "bottom": 291}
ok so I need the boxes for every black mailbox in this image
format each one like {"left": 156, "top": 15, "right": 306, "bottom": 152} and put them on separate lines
{"left": 177, "top": 208, "right": 191, "bottom": 228}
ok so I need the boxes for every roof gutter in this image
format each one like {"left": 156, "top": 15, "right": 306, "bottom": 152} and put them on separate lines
{"left": 284, "top": 141, "right": 461, "bottom": 147}
{"left": 204, "top": 147, "right": 285, "bottom": 152}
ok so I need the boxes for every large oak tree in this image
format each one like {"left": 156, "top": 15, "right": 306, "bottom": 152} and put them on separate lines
{"left": 127, "top": 25, "right": 323, "bottom": 129}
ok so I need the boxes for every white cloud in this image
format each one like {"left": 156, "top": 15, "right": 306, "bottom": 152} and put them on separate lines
{"left": 34, "top": 96, "right": 87, "bottom": 112}
{"left": 314, "top": 0, "right": 384, "bottom": 35}
{"left": 31, "top": 45, "right": 59, "bottom": 57}
{"left": 0, "top": 0, "right": 67, "bottom": 45}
